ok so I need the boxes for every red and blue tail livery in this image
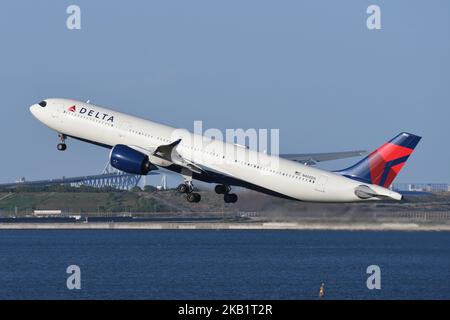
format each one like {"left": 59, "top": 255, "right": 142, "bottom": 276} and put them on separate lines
{"left": 336, "top": 132, "right": 421, "bottom": 188}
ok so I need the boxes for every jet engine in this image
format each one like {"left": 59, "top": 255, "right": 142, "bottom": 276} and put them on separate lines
{"left": 110, "top": 144, "right": 154, "bottom": 175}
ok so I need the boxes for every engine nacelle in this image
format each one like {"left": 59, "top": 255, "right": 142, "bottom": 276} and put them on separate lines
{"left": 110, "top": 144, "right": 152, "bottom": 175}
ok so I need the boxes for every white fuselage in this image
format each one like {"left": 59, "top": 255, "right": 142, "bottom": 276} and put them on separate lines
{"left": 29, "top": 98, "right": 402, "bottom": 202}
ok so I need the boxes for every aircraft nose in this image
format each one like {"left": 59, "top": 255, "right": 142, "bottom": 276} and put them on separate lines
{"left": 29, "top": 104, "right": 38, "bottom": 115}
{"left": 30, "top": 100, "right": 47, "bottom": 118}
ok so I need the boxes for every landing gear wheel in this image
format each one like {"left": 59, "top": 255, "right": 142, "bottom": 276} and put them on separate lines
{"left": 57, "top": 133, "right": 67, "bottom": 151}
{"left": 224, "top": 193, "right": 238, "bottom": 203}
{"left": 177, "top": 183, "right": 193, "bottom": 194}
{"left": 177, "top": 183, "right": 188, "bottom": 193}
{"left": 187, "top": 193, "right": 201, "bottom": 203}
{"left": 215, "top": 184, "right": 230, "bottom": 194}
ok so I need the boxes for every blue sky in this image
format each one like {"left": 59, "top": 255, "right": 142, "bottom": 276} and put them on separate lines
{"left": 0, "top": 0, "right": 449, "bottom": 184}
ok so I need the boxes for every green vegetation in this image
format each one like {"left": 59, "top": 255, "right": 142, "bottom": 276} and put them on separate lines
{"left": 0, "top": 186, "right": 174, "bottom": 214}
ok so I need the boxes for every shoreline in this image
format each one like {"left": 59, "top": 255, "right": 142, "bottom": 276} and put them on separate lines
{"left": 1, "top": 222, "right": 450, "bottom": 231}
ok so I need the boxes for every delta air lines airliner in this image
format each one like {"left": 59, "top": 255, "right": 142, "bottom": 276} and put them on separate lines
{"left": 30, "top": 99, "right": 421, "bottom": 203}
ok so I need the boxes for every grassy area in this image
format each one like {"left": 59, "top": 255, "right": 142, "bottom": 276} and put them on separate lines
{"left": 0, "top": 183, "right": 231, "bottom": 215}
{"left": 0, "top": 190, "right": 173, "bottom": 214}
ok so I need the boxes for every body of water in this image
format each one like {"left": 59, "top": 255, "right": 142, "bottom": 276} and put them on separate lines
{"left": 0, "top": 230, "right": 449, "bottom": 299}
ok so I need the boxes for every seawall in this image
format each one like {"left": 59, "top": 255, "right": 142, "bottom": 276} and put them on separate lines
{"left": 1, "top": 222, "right": 450, "bottom": 231}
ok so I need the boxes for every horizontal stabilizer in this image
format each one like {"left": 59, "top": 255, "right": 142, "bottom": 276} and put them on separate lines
{"left": 355, "top": 185, "right": 402, "bottom": 201}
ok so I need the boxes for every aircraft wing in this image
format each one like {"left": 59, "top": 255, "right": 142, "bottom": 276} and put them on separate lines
{"left": 153, "top": 139, "right": 182, "bottom": 159}
{"left": 154, "top": 139, "right": 205, "bottom": 174}
{"left": 131, "top": 139, "right": 205, "bottom": 174}
{"left": 280, "top": 150, "right": 366, "bottom": 165}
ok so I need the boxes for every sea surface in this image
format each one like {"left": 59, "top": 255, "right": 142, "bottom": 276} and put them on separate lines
{"left": 0, "top": 230, "right": 449, "bottom": 300}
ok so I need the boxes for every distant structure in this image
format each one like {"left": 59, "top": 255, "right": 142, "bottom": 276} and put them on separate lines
{"left": 0, "top": 163, "right": 153, "bottom": 191}
{"left": 392, "top": 183, "right": 449, "bottom": 192}
{"left": 71, "top": 163, "right": 143, "bottom": 191}
{"left": 33, "top": 210, "right": 62, "bottom": 216}
{"left": 156, "top": 174, "right": 168, "bottom": 191}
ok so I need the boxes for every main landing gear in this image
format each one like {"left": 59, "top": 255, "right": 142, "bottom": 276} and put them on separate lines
{"left": 215, "top": 184, "right": 238, "bottom": 203}
{"left": 177, "top": 181, "right": 201, "bottom": 203}
{"left": 57, "top": 134, "right": 67, "bottom": 151}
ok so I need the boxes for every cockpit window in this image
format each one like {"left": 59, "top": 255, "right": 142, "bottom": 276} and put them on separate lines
{"left": 38, "top": 101, "right": 47, "bottom": 107}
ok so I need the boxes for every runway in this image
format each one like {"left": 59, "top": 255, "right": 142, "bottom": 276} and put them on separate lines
{"left": 1, "top": 221, "right": 449, "bottom": 231}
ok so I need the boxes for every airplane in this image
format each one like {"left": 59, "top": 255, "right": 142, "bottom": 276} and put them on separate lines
{"left": 29, "top": 98, "right": 421, "bottom": 203}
